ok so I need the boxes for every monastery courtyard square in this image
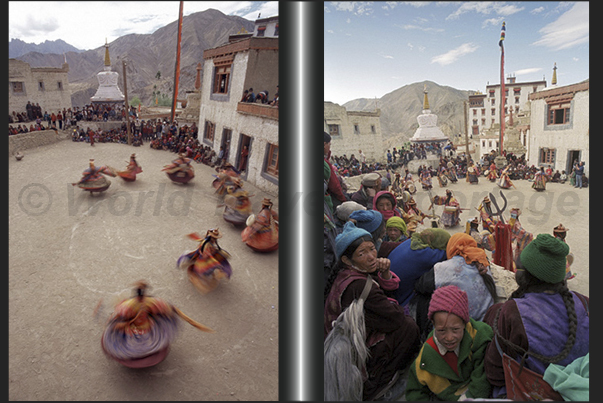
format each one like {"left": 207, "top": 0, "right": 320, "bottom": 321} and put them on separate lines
{"left": 9, "top": 140, "right": 278, "bottom": 400}
{"left": 345, "top": 170, "right": 589, "bottom": 299}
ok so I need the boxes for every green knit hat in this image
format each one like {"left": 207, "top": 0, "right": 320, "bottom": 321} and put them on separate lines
{"left": 520, "top": 233, "right": 569, "bottom": 284}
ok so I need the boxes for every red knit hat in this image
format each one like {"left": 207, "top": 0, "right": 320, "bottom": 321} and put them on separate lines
{"left": 428, "top": 285, "right": 470, "bottom": 323}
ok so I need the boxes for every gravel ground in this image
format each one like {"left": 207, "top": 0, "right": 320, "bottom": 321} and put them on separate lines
{"left": 9, "top": 139, "right": 279, "bottom": 400}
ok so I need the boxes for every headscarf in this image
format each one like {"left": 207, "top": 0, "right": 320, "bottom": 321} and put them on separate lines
{"left": 373, "top": 190, "right": 401, "bottom": 221}
{"left": 446, "top": 232, "right": 490, "bottom": 267}
{"left": 410, "top": 228, "right": 450, "bottom": 251}
{"left": 385, "top": 216, "right": 407, "bottom": 236}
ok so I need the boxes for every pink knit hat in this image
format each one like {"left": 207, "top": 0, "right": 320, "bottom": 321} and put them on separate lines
{"left": 428, "top": 285, "right": 470, "bottom": 323}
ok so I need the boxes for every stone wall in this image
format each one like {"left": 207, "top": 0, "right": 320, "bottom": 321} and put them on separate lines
{"left": 8, "top": 129, "right": 70, "bottom": 156}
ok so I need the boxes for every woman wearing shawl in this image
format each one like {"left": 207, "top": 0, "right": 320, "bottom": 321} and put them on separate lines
{"left": 414, "top": 233, "right": 497, "bottom": 340}
{"left": 324, "top": 222, "right": 421, "bottom": 400}
{"left": 373, "top": 190, "right": 402, "bottom": 222}
{"left": 387, "top": 228, "right": 450, "bottom": 309}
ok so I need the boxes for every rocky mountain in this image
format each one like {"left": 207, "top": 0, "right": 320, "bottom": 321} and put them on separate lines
{"left": 14, "top": 9, "right": 255, "bottom": 107}
{"left": 9, "top": 38, "right": 83, "bottom": 58}
{"left": 343, "top": 80, "right": 472, "bottom": 145}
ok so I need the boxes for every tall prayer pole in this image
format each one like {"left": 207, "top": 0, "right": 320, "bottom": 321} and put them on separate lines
{"left": 498, "top": 21, "right": 506, "bottom": 157}
{"left": 170, "top": 0, "right": 184, "bottom": 123}
{"left": 122, "top": 60, "right": 131, "bottom": 145}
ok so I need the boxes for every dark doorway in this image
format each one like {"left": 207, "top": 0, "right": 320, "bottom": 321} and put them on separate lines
{"left": 236, "top": 134, "right": 252, "bottom": 178}
{"left": 221, "top": 128, "right": 232, "bottom": 165}
{"left": 567, "top": 150, "right": 580, "bottom": 174}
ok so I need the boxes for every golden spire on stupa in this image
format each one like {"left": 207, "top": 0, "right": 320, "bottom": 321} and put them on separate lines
{"left": 551, "top": 62, "right": 557, "bottom": 86}
{"left": 423, "top": 83, "right": 430, "bottom": 110}
{"left": 104, "top": 38, "right": 111, "bottom": 67}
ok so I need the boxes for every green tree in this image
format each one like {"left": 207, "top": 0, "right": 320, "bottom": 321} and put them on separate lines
{"left": 156, "top": 71, "right": 161, "bottom": 80}
{"left": 129, "top": 96, "right": 141, "bottom": 107}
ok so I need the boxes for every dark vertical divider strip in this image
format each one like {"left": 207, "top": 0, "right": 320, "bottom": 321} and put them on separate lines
{"left": 278, "top": 1, "right": 325, "bottom": 401}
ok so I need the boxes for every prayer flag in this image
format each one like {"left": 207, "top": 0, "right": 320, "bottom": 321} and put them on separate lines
{"left": 499, "top": 21, "right": 506, "bottom": 48}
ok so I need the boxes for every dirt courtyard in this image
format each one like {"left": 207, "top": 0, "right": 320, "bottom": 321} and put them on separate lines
{"left": 344, "top": 170, "right": 589, "bottom": 298}
{"left": 9, "top": 140, "right": 279, "bottom": 400}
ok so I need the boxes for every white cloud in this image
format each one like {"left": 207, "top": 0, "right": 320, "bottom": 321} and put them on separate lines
{"left": 482, "top": 17, "right": 504, "bottom": 28}
{"left": 408, "top": 42, "right": 414, "bottom": 50}
{"left": 399, "top": 24, "right": 444, "bottom": 33}
{"left": 327, "top": 30, "right": 334, "bottom": 34}
{"left": 331, "top": 1, "right": 375, "bottom": 16}
{"left": 431, "top": 43, "right": 479, "bottom": 65}
{"left": 382, "top": 55, "right": 394, "bottom": 59}
{"left": 446, "top": 2, "right": 524, "bottom": 20}
{"left": 531, "top": 6, "right": 545, "bottom": 14}
{"left": 532, "top": 2, "right": 589, "bottom": 50}
{"left": 514, "top": 67, "right": 543, "bottom": 76}
{"left": 573, "top": 57, "right": 579, "bottom": 62}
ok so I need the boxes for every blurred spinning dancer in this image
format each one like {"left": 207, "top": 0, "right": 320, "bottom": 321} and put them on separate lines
{"left": 101, "top": 281, "right": 214, "bottom": 368}
{"left": 178, "top": 229, "right": 233, "bottom": 294}
{"left": 242, "top": 198, "right": 279, "bottom": 252}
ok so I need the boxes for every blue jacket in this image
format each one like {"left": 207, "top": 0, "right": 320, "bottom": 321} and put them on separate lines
{"left": 388, "top": 239, "right": 447, "bottom": 306}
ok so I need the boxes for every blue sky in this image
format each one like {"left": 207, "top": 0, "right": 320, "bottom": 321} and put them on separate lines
{"left": 324, "top": 1, "right": 589, "bottom": 105}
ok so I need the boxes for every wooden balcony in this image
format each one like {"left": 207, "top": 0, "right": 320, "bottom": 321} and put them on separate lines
{"left": 236, "top": 102, "right": 279, "bottom": 120}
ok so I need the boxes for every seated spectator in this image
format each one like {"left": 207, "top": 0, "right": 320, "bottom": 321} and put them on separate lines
{"left": 406, "top": 285, "right": 494, "bottom": 401}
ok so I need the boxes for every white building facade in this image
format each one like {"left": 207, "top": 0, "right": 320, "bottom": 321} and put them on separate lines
{"left": 9, "top": 59, "right": 72, "bottom": 114}
{"left": 527, "top": 80, "right": 589, "bottom": 176}
{"left": 468, "top": 76, "right": 546, "bottom": 136}
{"left": 199, "top": 35, "right": 279, "bottom": 195}
{"left": 323, "top": 102, "right": 383, "bottom": 162}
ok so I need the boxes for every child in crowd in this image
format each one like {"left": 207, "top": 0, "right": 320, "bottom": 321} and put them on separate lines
{"left": 406, "top": 285, "right": 493, "bottom": 401}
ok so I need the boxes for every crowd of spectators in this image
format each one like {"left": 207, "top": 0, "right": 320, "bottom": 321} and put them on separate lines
{"left": 328, "top": 141, "right": 588, "bottom": 194}
{"left": 9, "top": 102, "right": 132, "bottom": 135}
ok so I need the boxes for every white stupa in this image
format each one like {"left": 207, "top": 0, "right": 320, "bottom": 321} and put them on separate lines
{"left": 409, "top": 84, "right": 449, "bottom": 144}
{"left": 90, "top": 40, "right": 125, "bottom": 104}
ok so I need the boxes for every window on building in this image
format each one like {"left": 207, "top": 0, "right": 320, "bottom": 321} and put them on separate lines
{"left": 473, "top": 109, "right": 477, "bottom": 116}
{"left": 328, "top": 124, "right": 340, "bottom": 137}
{"left": 274, "top": 24, "right": 279, "bottom": 36}
{"left": 38, "top": 81, "right": 45, "bottom": 91}
{"left": 264, "top": 143, "right": 279, "bottom": 177}
{"left": 57, "top": 81, "right": 63, "bottom": 90}
{"left": 489, "top": 90, "right": 495, "bottom": 98}
{"left": 11, "top": 81, "right": 24, "bottom": 93}
{"left": 515, "top": 96, "right": 520, "bottom": 104}
{"left": 491, "top": 108, "right": 496, "bottom": 116}
{"left": 371, "top": 125, "right": 376, "bottom": 134}
{"left": 539, "top": 148, "right": 556, "bottom": 164}
{"left": 203, "top": 120, "right": 215, "bottom": 143}
{"left": 491, "top": 99, "right": 495, "bottom": 106}
{"left": 514, "top": 88, "right": 521, "bottom": 95}
{"left": 481, "top": 118, "right": 486, "bottom": 126}
{"left": 213, "top": 64, "right": 231, "bottom": 94}
{"left": 547, "top": 103, "right": 571, "bottom": 125}
{"left": 353, "top": 124, "right": 360, "bottom": 134}
{"left": 257, "top": 26, "right": 266, "bottom": 37}
{"left": 472, "top": 125, "right": 479, "bottom": 135}
{"left": 481, "top": 108, "right": 485, "bottom": 116}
